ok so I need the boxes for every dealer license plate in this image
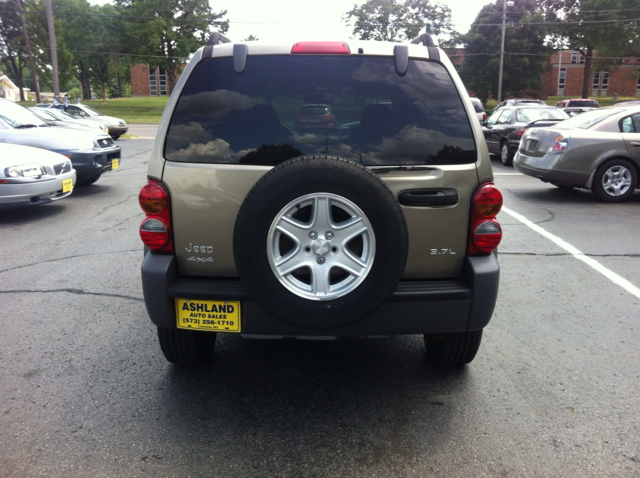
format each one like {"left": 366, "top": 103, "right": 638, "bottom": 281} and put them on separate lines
{"left": 176, "top": 299, "right": 241, "bottom": 333}
{"left": 111, "top": 159, "right": 119, "bottom": 169}
{"left": 62, "top": 178, "right": 73, "bottom": 193}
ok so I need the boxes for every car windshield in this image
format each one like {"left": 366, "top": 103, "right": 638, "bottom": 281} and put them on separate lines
{"left": 80, "top": 105, "right": 104, "bottom": 116}
{"left": 0, "top": 100, "right": 48, "bottom": 128}
{"left": 165, "top": 55, "right": 477, "bottom": 166}
{"left": 569, "top": 100, "right": 599, "bottom": 108}
{"left": 516, "top": 108, "right": 568, "bottom": 122}
{"left": 48, "top": 109, "right": 76, "bottom": 120}
{"left": 300, "top": 106, "right": 330, "bottom": 115}
{"left": 557, "top": 108, "right": 619, "bottom": 129}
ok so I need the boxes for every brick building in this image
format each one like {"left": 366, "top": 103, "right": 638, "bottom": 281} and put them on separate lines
{"left": 130, "top": 64, "right": 183, "bottom": 97}
{"left": 541, "top": 51, "right": 640, "bottom": 98}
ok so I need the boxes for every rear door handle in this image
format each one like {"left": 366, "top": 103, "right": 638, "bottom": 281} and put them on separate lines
{"left": 398, "top": 189, "right": 458, "bottom": 207}
{"left": 631, "top": 141, "right": 640, "bottom": 147}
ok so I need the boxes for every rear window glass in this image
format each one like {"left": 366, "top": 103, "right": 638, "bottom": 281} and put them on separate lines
{"left": 569, "top": 100, "right": 599, "bottom": 108}
{"left": 164, "top": 55, "right": 477, "bottom": 166}
{"left": 470, "top": 99, "right": 484, "bottom": 113}
{"left": 558, "top": 108, "right": 618, "bottom": 129}
{"left": 515, "top": 108, "right": 568, "bottom": 122}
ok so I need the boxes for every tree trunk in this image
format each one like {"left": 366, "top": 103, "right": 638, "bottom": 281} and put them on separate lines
{"left": 117, "top": 75, "right": 123, "bottom": 97}
{"left": 77, "top": 61, "right": 92, "bottom": 99}
{"left": 581, "top": 45, "right": 594, "bottom": 99}
{"left": 165, "top": 39, "right": 177, "bottom": 94}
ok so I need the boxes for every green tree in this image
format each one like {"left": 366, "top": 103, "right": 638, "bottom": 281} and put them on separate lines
{"left": 458, "top": 0, "right": 553, "bottom": 104}
{"left": 343, "top": 0, "right": 453, "bottom": 42}
{"left": 540, "top": 0, "right": 640, "bottom": 98}
{"left": 0, "top": 0, "right": 29, "bottom": 100}
{"left": 116, "top": 0, "right": 228, "bottom": 92}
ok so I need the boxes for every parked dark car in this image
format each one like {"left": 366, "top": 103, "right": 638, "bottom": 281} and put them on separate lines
{"left": 554, "top": 98, "right": 600, "bottom": 116}
{"left": 482, "top": 106, "right": 569, "bottom": 166}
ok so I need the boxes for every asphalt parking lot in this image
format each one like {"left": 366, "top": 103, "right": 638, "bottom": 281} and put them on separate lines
{"left": 1, "top": 125, "right": 639, "bottom": 477}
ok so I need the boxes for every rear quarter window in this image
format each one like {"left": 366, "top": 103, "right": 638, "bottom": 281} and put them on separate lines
{"left": 164, "top": 55, "right": 477, "bottom": 166}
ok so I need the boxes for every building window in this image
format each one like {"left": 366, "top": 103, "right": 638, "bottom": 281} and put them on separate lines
{"left": 149, "top": 69, "right": 157, "bottom": 96}
{"left": 558, "top": 67, "right": 566, "bottom": 89}
{"left": 570, "top": 53, "right": 585, "bottom": 64}
{"left": 159, "top": 69, "right": 167, "bottom": 96}
{"left": 592, "top": 71, "right": 600, "bottom": 90}
{"left": 601, "top": 70, "right": 609, "bottom": 91}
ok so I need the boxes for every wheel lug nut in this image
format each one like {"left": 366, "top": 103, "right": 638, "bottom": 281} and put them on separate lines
{"left": 317, "top": 256, "right": 326, "bottom": 265}
{"left": 325, "top": 231, "right": 334, "bottom": 239}
{"left": 309, "top": 231, "right": 317, "bottom": 239}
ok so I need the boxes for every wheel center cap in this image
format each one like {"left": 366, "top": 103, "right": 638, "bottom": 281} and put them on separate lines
{"left": 313, "top": 239, "right": 330, "bottom": 255}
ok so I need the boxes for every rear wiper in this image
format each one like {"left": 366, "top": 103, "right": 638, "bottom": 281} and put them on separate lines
{"left": 15, "top": 124, "right": 38, "bottom": 129}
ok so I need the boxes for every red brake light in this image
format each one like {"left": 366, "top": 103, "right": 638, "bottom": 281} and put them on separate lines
{"left": 517, "top": 128, "right": 526, "bottom": 137}
{"left": 139, "top": 181, "right": 168, "bottom": 214}
{"left": 291, "top": 42, "right": 350, "bottom": 55}
{"left": 468, "top": 183, "right": 503, "bottom": 256}
{"left": 139, "top": 179, "right": 174, "bottom": 253}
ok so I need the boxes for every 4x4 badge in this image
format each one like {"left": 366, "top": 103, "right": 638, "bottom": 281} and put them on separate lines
{"left": 187, "top": 256, "right": 213, "bottom": 263}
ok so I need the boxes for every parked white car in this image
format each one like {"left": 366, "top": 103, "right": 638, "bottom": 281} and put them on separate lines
{"left": 37, "top": 103, "right": 128, "bottom": 139}
{"left": 28, "top": 107, "right": 109, "bottom": 135}
{"left": 0, "top": 143, "right": 76, "bottom": 205}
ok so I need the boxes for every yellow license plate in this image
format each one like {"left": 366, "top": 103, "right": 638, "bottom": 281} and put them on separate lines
{"left": 62, "top": 178, "right": 73, "bottom": 193}
{"left": 111, "top": 159, "right": 119, "bottom": 169}
{"left": 176, "top": 299, "right": 241, "bottom": 333}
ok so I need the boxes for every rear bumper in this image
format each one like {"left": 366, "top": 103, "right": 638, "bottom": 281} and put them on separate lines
{"left": 141, "top": 253, "right": 500, "bottom": 337}
{"left": 514, "top": 151, "right": 590, "bottom": 187}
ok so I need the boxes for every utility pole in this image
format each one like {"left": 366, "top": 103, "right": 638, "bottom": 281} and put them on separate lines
{"left": 497, "top": 0, "right": 514, "bottom": 104}
{"left": 45, "top": 0, "right": 60, "bottom": 101}
{"left": 15, "top": 0, "right": 41, "bottom": 102}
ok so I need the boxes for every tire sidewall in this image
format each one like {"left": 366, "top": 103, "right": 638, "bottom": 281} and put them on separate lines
{"left": 234, "top": 156, "right": 408, "bottom": 329}
{"left": 593, "top": 159, "right": 638, "bottom": 202}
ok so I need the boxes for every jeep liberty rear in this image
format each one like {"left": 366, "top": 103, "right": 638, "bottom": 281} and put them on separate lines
{"left": 140, "top": 35, "right": 502, "bottom": 367}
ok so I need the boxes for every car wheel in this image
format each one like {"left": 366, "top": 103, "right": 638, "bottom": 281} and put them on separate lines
{"left": 592, "top": 159, "right": 638, "bottom": 202}
{"left": 500, "top": 141, "right": 514, "bottom": 167}
{"left": 157, "top": 327, "right": 216, "bottom": 365}
{"left": 424, "top": 330, "right": 483, "bottom": 366}
{"left": 233, "top": 155, "right": 408, "bottom": 329}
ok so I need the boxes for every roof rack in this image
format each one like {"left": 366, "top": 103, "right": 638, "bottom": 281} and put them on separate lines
{"left": 410, "top": 33, "right": 435, "bottom": 47}
{"left": 409, "top": 33, "right": 439, "bottom": 62}
{"left": 203, "top": 32, "right": 232, "bottom": 59}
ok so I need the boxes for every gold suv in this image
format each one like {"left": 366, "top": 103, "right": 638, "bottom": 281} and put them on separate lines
{"left": 139, "top": 34, "right": 503, "bottom": 367}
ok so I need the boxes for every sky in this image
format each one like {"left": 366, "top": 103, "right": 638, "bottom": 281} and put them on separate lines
{"left": 86, "top": 0, "right": 495, "bottom": 43}
{"left": 222, "top": 0, "right": 493, "bottom": 42}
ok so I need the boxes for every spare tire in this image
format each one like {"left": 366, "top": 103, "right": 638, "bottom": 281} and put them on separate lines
{"left": 233, "top": 155, "right": 408, "bottom": 329}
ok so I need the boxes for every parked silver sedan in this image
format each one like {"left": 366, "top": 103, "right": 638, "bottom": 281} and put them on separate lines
{"left": 514, "top": 105, "right": 640, "bottom": 202}
{"left": 0, "top": 143, "right": 76, "bottom": 205}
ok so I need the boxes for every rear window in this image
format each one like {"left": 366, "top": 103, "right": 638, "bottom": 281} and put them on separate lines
{"left": 299, "top": 106, "right": 330, "bottom": 115}
{"left": 569, "top": 100, "right": 599, "bottom": 108}
{"left": 470, "top": 98, "right": 484, "bottom": 113}
{"left": 164, "top": 55, "right": 477, "bottom": 166}
{"left": 515, "top": 108, "right": 568, "bottom": 122}
{"left": 558, "top": 108, "right": 618, "bottom": 129}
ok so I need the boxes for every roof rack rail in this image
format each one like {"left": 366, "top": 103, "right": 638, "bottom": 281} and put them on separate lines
{"left": 203, "top": 32, "right": 232, "bottom": 59}
{"left": 410, "top": 33, "right": 435, "bottom": 47}
{"left": 206, "top": 32, "right": 231, "bottom": 46}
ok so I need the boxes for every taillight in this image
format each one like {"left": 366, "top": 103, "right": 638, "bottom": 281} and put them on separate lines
{"left": 291, "top": 42, "right": 350, "bottom": 55}
{"left": 468, "top": 183, "right": 503, "bottom": 255}
{"left": 483, "top": 112, "right": 487, "bottom": 121}
{"left": 139, "top": 180, "right": 174, "bottom": 253}
{"left": 547, "top": 134, "right": 568, "bottom": 154}
{"left": 517, "top": 128, "right": 526, "bottom": 137}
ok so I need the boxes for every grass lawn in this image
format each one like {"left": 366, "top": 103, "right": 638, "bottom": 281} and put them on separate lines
{"left": 19, "top": 96, "right": 169, "bottom": 124}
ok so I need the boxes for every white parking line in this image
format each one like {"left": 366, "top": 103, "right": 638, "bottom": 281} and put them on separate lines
{"left": 501, "top": 206, "right": 640, "bottom": 299}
